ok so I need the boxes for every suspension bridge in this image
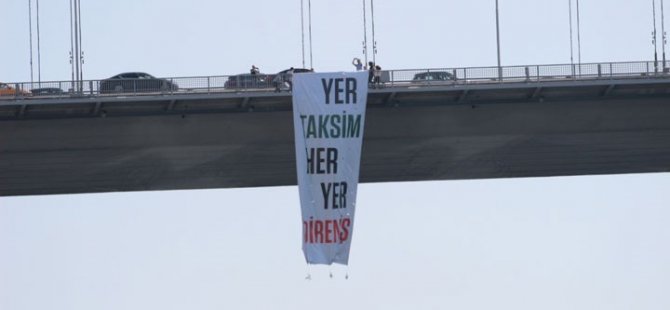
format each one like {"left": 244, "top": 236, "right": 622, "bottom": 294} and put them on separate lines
{"left": 1, "top": 60, "right": 669, "bottom": 196}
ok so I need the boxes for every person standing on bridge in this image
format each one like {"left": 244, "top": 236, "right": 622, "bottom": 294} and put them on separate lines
{"left": 352, "top": 58, "right": 363, "bottom": 71}
{"left": 286, "top": 67, "right": 295, "bottom": 92}
{"left": 374, "top": 64, "right": 382, "bottom": 88}
{"left": 368, "top": 61, "right": 376, "bottom": 85}
{"left": 250, "top": 65, "right": 260, "bottom": 75}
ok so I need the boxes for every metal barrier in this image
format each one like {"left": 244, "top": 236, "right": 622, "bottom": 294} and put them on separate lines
{"left": 1, "top": 60, "right": 668, "bottom": 100}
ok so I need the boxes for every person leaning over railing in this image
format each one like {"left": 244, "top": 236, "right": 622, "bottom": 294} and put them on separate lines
{"left": 374, "top": 64, "right": 382, "bottom": 87}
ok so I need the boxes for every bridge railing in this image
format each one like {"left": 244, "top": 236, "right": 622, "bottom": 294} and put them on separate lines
{"left": 1, "top": 60, "right": 667, "bottom": 100}
{"left": 384, "top": 61, "right": 662, "bottom": 87}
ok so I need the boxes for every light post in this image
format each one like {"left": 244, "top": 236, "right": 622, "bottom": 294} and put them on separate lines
{"left": 36, "top": 0, "right": 41, "bottom": 84}
{"left": 29, "top": 0, "right": 34, "bottom": 85}
{"left": 28, "top": 0, "right": 42, "bottom": 85}
{"left": 361, "top": 0, "right": 379, "bottom": 67}
{"left": 569, "top": 0, "right": 582, "bottom": 76}
{"left": 653, "top": 0, "right": 659, "bottom": 73}
{"left": 301, "top": 0, "right": 305, "bottom": 68}
{"left": 362, "top": 0, "right": 368, "bottom": 65}
{"left": 371, "top": 0, "right": 377, "bottom": 65}
{"left": 70, "top": 0, "right": 84, "bottom": 92}
{"left": 576, "top": 0, "right": 581, "bottom": 75}
{"left": 569, "top": 0, "right": 574, "bottom": 69}
{"left": 662, "top": 0, "right": 667, "bottom": 71}
{"left": 308, "top": 0, "right": 313, "bottom": 69}
{"left": 495, "top": 0, "right": 502, "bottom": 80}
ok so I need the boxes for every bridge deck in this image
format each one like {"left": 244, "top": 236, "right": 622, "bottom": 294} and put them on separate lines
{"left": 1, "top": 77, "right": 670, "bottom": 196}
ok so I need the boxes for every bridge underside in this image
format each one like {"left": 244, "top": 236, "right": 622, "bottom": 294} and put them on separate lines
{"left": 1, "top": 80, "right": 670, "bottom": 196}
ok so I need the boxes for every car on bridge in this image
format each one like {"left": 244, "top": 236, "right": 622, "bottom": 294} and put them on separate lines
{"left": 271, "top": 68, "right": 313, "bottom": 91}
{"left": 224, "top": 73, "right": 272, "bottom": 89}
{"left": 412, "top": 71, "right": 455, "bottom": 85}
{"left": 99, "top": 72, "right": 178, "bottom": 94}
{"left": 0, "top": 82, "right": 31, "bottom": 97}
{"left": 31, "top": 87, "right": 64, "bottom": 96}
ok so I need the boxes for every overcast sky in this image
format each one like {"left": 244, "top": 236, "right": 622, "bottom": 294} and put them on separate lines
{"left": 0, "top": 0, "right": 660, "bottom": 81}
{"left": 1, "top": 1, "right": 669, "bottom": 310}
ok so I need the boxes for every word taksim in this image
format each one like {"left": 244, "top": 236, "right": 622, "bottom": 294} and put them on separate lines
{"left": 299, "top": 113, "right": 362, "bottom": 139}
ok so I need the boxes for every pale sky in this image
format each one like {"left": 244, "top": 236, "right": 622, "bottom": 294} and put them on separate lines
{"left": 1, "top": 1, "right": 669, "bottom": 310}
{"left": 0, "top": 0, "right": 658, "bottom": 81}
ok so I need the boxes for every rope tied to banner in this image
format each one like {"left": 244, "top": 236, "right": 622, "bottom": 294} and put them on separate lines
{"left": 305, "top": 263, "right": 312, "bottom": 280}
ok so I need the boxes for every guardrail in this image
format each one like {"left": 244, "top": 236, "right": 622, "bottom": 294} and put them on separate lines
{"left": 1, "top": 60, "right": 668, "bottom": 100}
{"left": 386, "top": 60, "right": 666, "bottom": 86}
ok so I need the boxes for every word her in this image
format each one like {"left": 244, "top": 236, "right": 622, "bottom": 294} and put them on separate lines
{"left": 306, "top": 147, "right": 337, "bottom": 174}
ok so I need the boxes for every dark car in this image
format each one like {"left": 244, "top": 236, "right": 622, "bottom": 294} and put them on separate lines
{"left": 99, "top": 72, "right": 178, "bottom": 94}
{"left": 270, "top": 68, "right": 313, "bottom": 91}
{"left": 31, "top": 87, "right": 64, "bottom": 96}
{"left": 272, "top": 68, "right": 312, "bottom": 81}
{"left": 224, "top": 73, "right": 272, "bottom": 89}
{"left": 412, "top": 71, "right": 455, "bottom": 84}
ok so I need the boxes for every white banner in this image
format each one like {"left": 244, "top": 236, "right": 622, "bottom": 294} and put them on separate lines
{"left": 292, "top": 71, "right": 369, "bottom": 265}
